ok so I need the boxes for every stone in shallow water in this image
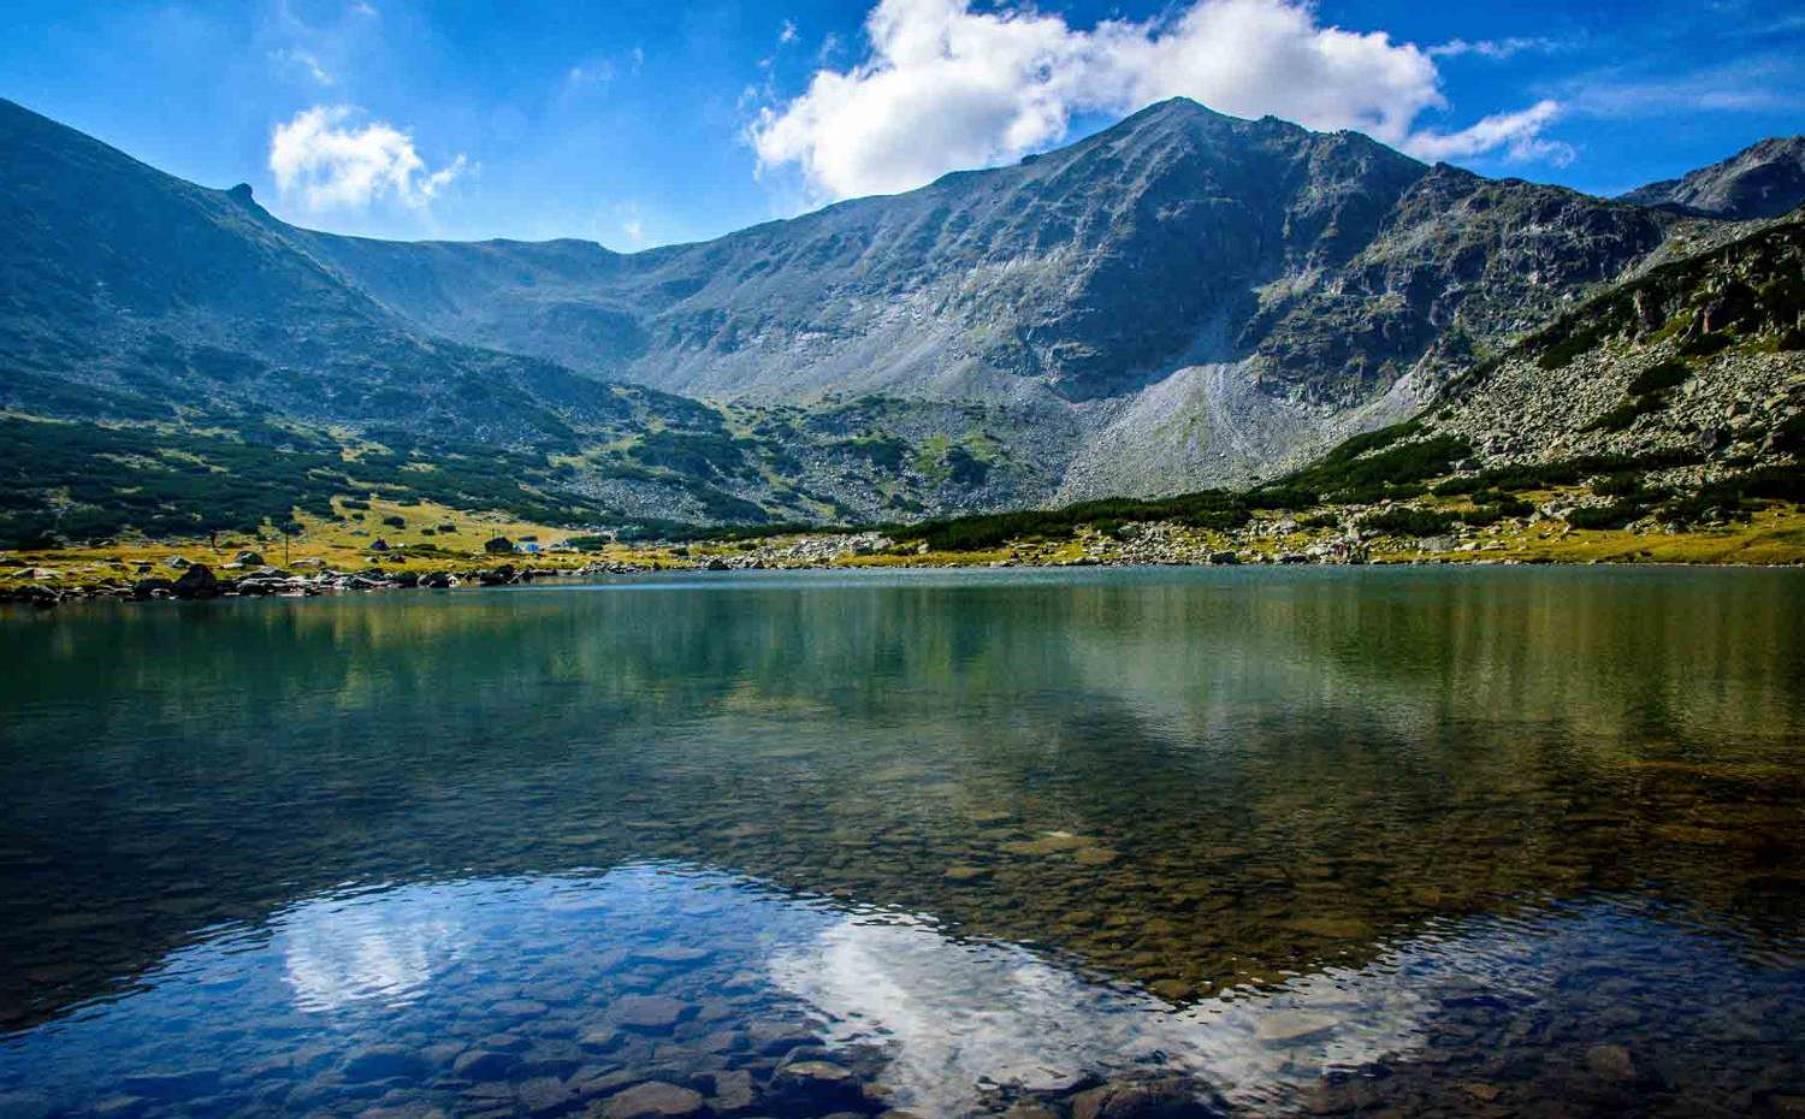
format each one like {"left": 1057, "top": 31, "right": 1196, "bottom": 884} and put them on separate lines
{"left": 766, "top": 1061, "right": 864, "bottom": 1113}
{"left": 1586, "top": 1044, "right": 1637, "bottom": 1082}
{"left": 748, "top": 1021, "right": 823, "bottom": 1056}
{"left": 452, "top": 1050, "right": 518, "bottom": 1080}
{"left": 943, "top": 864, "right": 991, "bottom": 882}
{"left": 612, "top": 995, "right": 692, "bottom": 1031}
{"left": 1069, "top": 1077, "right": 1218, "bottom": 1119}
{"left": 598, "top": 1081, "right": 705, "bottom": 1119}
{"left": 580, "top": 1026, "right": 625, "bottom": 1052}
{"left": 516, "top": 1076, "right": 577, "bottom": 1116}
{"left": 707, "top": 1068, "right": 757, "bottom": 1113}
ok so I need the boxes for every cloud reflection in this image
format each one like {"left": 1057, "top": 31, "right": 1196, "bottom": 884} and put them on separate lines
{"left": 278, "top": 884, "right": 467, "bottom": 1012}
{"left": 769, "top": 901, "right": 1661, "bottom": 1112}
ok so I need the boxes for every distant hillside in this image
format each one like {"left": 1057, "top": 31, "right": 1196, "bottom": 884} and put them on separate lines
{"left": 1621, "top": 137, "right": 1805, "bottom": 220}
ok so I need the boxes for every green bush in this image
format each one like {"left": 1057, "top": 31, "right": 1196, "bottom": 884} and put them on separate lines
{"left": 1593, "top": 472, "right": 1645, "bottom": 498}
{"left": 1567, "top": 502, "right": 1645, "bottom": 530}
{"left": 1585, "top": 396, "right": 1666, "bottom": 433}
{"left": 1361, "top": 508, "right": 1458, "bottom": 537}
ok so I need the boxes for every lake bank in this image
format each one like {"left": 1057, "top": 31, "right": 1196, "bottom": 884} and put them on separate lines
{"left": 5, "top": 502, "right": 1804, "bottom": 607}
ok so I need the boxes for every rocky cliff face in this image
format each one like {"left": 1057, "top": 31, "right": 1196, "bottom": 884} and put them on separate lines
{"left": 1421, "top": 215, "right": 1804, "bottom": 477}
{"left": 1621, "top": 137, "right": 1805, "bottom": 220}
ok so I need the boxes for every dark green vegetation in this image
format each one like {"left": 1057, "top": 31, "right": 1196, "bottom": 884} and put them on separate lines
{"left": 889, "top": 422, "right": 1508, "bottom": 551}
{"left": 1262, "top": 422, "right": 1470, "bottom": 504}
{"left": 0, "top": 417, "right": 643, "bottom": 548}
{"left": 896, "top": 490, "right": 1252, "bottom": 552}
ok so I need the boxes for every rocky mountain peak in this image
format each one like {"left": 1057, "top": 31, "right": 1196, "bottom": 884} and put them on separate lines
{"left": 1620, "top": 135, "right": 1805, "bottom": 220}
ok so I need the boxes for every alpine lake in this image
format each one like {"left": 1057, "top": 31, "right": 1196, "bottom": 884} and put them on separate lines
{"left": 1, "top": 566, "right": 1801, "bottom": 1118}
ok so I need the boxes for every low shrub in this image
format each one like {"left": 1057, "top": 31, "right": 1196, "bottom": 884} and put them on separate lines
{"left": 1362, "top": 508, "right": 1458, "bottom": 537}
{"left": 1567, "top": 502, "right": 1645, "bottom": 530}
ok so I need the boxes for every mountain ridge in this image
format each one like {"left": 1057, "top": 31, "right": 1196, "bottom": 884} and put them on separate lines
{"left": 2, "top": 94, "right": 1802, "bottom": 547}
{"left": 1620, "top": 136, "right": 1805, "bottom": 220}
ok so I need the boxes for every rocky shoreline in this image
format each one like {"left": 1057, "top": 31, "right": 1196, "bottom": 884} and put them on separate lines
{"left": 5, "top": 528, "right": 1800, "bottom": 608}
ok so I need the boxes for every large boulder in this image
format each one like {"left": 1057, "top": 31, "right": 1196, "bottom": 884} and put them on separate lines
{"left": 1070, "top": 1077, "right": 1222, "bottom": 1119}
{"left": 477, "top": 565, "right": 517, "bottom": 586}
{"left": 171, "top": 564, "right": 220, "bottom": 599}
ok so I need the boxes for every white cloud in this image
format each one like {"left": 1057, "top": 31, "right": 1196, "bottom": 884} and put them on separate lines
{"left": 271, "top": 46, "right": 334, "bottom": 86}
{"left": 268, "top": 105, "right": 466, "bottom": 211}
{"left": 750, "top": 0, "right": 1567, "bottom": 202}
{"left": 779, "top": 19, "right": 799, "bottom": 45}
{"left": 1404, "top": 99, "right": 1574, "bottom": 165}
{"left": 1427, "top": 36, "right": 1558, "bottom": 61}
{"left": 615, "top": 201, "right": 649, "bottom": 247}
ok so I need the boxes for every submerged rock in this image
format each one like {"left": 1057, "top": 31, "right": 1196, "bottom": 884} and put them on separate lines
{"left": 611, "top": 995, "right": 691, "bottom": 1032}
{"left": 599, "top": 1080, "right": 705, "bottom": 1119}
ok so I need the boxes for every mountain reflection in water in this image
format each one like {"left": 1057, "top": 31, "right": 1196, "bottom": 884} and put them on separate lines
{"left": 1, "top": 567, "right": 1802, "bottom": 1114}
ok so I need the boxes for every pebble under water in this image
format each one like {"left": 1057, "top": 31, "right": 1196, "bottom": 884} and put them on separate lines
{"left": 0, "top": 566, "right": 1801, "bottom": 1117}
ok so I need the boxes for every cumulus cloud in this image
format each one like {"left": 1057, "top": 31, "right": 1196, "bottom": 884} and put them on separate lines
{"left": 268, "top": 105, "right": 465, "bottom": 211}
{"left": 750, "top": 0, "right": 1566, "bottom": 201}
{"left": 1403, "top": 99, "right": 1574, "bottom": 165}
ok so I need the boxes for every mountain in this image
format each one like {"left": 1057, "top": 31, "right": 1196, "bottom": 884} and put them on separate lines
{"left": 1, "top": 95, "right": 1800, "bottom": 547}
{"left": 891, "top": 214, "right": 1804, "bottom": 561}
{"left": 298, "top": 100, "right": 1680, "bottom": 412}
{"left": 1620, "top": 137, "right": 1805, "bottom": 220}
{"left": 283, "top": 100, "right": 1716, "bottom": 496}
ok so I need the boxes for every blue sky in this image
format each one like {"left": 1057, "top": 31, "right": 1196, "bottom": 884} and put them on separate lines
{"left": 3, "top": 0, "right": 1800, "bottom": 248}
